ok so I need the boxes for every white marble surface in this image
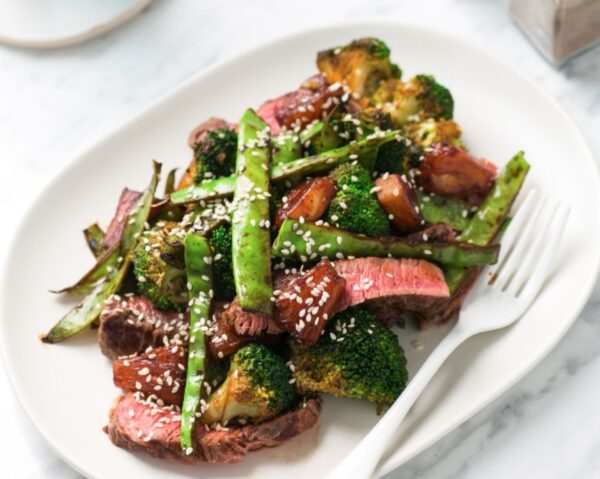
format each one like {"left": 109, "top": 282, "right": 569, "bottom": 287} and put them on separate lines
{"left": 0, "top": 0, "right": 599, "bottom": 478}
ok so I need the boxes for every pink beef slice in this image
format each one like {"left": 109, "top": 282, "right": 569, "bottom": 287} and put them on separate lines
{"left": 107, "top": 393, "right": 323, "bottom": 464}
{"left": 100, "top": 188, "right": 142, "bottom": 251}
{"left": 333, "top": 258, "right": 450, "bottom": 326}
{"left": 98, "top": 296, "right": 189, "bottom": 360}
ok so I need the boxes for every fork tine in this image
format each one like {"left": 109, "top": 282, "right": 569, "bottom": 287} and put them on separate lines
{"left": 506, "top": 201, "right": 561, "bottom": 295}
{"left": 518, "top": 205, "right": 570, "bottom": 300}
{"left": 494, "top": 190, "right": 540, "bottom": 266}
{"left": 494, "top": 195, "right": 550, "bottom": 290}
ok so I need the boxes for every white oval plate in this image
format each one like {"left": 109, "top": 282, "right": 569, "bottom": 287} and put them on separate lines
{"left": 1, "top": 22, "right": 599, "bottom": 479}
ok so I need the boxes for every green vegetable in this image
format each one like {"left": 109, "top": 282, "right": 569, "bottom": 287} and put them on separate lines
{"left": 83, "top": 223, "right": 105, "bottom": 259}
{"left": 290, "top": 306, "right": 408, "bottom": 412}
{"left": 231, "top": 109, "right": 273, "bottom": 315}
{"left": 372, "top": 74, "right": 454, "bottom": 125}
{"left": 194, "top": 127, "right": 237, "bottom": 181}
{"left": 208, "top": 224, "right": 235, "bottom": 301}
{"left": 327, "top": 162, "right": 391, "bottom": 237}
{"left": 272, "top": 131, "right": 302, "bottom": 164}
{"left": 203, "top": 343, "right": 295, "bottom": 424}
{"left": 180, "top": 232, "right": 213, "bottom": 453}
{"left": 405, "top": 118, "right": 463, "bottom": 148}
{"left": 317, "top": 37, "right": 402, "bottom": 98}
{"left": 132, "top": 222, "right": 188, "bottom": 310}
{"left": 164, "top": 168, "right": 178, "bottom": 196}
{"left": 270, "top": 130, "right": 399, "bottom": 181}
{"left": 272, "top": 219, "right": 500, "bottom": 267}
{"left": 444, "top": 151, "right": 530, "bottom": 292}
{"left": 171, "top": 175, "right": 237, "bottom": 204}
{"left": 43, "top": 161, "right": 161, "bottom": 343}
{"left": 416, "top": 191, "right": 471, "bottom": 232}
{"left": 170, "top": 131, "right": 400, "bottom": 205}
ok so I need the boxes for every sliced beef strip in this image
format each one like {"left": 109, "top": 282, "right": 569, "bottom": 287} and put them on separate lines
{"left": 98, "top": 296, "right": 189, "bottom": 360}
{"left": 113, "top": 346, "right": 187, "bottom": 406}
{"left": 100, "top": 188, "right": 142, "bottom": 252}
{"left": 333, "top": 257, "right": 450, "bottom": 327}
{"left": 275, "top": 259, "right": 346, "bottom": 344}
{"left": 419, "top": 267, "right": 481, "bottom": 329}
{"left": 220, "top": 298, "right": 284, "bottom": 337}
{"left": 416, "top": 142, "right": 497, "bottom": 206}
{"left": 107, "top": 393, "right": 322, "bottom": 464}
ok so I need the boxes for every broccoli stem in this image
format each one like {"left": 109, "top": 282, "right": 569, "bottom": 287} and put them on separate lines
{"left": 444, "top": 151, "right": 530, "bottom": 292}
{"left": 272, "top": 219, "right": 500, "bottom": 267}
{"left": 180, "top": 232, "right": 213, "bottom": 453}
{"left": 231, "top": 109, "right": 274, "bottom": 315}
{"left": 83, "top": 223, "right": 105, "bottom": 259}
{"left": 416, "top": 191, "right": 471, "bottom": 232}
{"left": 170, "top": 131, "right": 399, "bottom": 205}
{"left": 43, "top": 161, "right": 161, "bottom": 343}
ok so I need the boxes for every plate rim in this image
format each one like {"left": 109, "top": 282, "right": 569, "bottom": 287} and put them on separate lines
{"left": 0, "top": 0, "right": 153, "bottom": 50}
{"left": 1, "top": 20, "right": 599, "bottom": 479}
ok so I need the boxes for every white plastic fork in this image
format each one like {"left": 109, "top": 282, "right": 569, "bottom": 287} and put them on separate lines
{"left": 326, "top": 190, "right": 569, "bottom": 479}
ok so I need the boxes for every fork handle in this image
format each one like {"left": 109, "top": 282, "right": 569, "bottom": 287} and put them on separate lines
{"left": 326, "top": 326, "right": 468, "bottom": 479}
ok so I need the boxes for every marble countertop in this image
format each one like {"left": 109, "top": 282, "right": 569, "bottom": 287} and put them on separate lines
{"left": 0, "top": 0, "right": 599, "bottom": 477}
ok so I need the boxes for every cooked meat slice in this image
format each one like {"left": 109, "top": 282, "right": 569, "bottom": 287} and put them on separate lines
{"left": 419, "top": 267, "right": 481, "bottom": 329}
{"left": 107, "top": 393, "right": 323, "bottom": 464}
{"left": 113, "top": 346, "right": 186, "bottom": 406}
{"left": 257, "top": 75, "right": 344, "bottom": 133}
{"left": 405, "top": 222, "right": 457, "bottom": 244}
{"left": 100, "top": 188, "right": 142, "bottom": 251}
{"left": 209, "top": 301, "right": 283, "bottom": 359}
{"left": 219, "top": 298, "right": 283, "bottom": 337}
{"left": 209, "top": 301, "right": 251, "bottom": 359}
{"left": 374, "top": 174, "right": 423, "bottom": 233}
{"left": 98, "top": 296, "right": 189, "bottom": 360}
{"left": 275, "top": 260, "right": 346, "bottom": 344}
{"left": 187, "top": 117, "right": 230, "bottom": 148}
{"left": 256, "top": 96, "right": 287, "bottom": 135}
{"left": 416, "top": 142, "right": 496, "bottom": 206}
{"left": 275, "top": 74, "right": 344, "bottom": 130}
{"left": 333, "top": 258, "right": 450, "bottom": 326}
{"left": 274, "top": 177, "right": 337, "bottom": 229}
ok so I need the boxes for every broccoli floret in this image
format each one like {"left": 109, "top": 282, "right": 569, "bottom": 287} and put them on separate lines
{"left": 375, "top": 140, "right": 423, "bottom": 174}
{"left": 289, "top": 307, "right": 408, "bottom": 412}
{"left": 405, "top": 118, "right": 463, "bottom": 148}
{"left": 193, "top": 127, "right": 237, "bottom": 181}
{"left": 372, "top": 74, "right": 454, "bottom": 125}
{"left": 203, "top": 344, "right": 296, "bottom": 424}
{"left": 133, "top": 222, "right": 188, "bottom": 310}
{"left": 317, "top": 37, "right": 402, "bottom": 99}
{"left": 208, "top": 224, "right": 235, "bottom": 301}
{"left": 326, "top": 163, "right": 391, "bottom": 237}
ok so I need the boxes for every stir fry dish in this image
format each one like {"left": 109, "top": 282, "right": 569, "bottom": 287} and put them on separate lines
{"left": 42, "top": 37, "right": 529, "bottom": 464}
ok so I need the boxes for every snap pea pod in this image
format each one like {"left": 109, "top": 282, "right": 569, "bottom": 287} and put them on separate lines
{"left": 231, "top": 109, "right": 273, "bottom": 315}
{"left": 170, "top": 131, "right": 399, "bottom": 205}
{"left": 416, "top": 191, "right": 471, "bottom": 232}
{"left": 272, "top": 219, "right": 500, "bottom": 267}
{"left": 272, "top": 132, "right": 302, "bottom": 165}
{"left": 180, "top": 232, "right": 213, "bottom": 454}
{"left": 42, "top": 161, "right": 161, "bottom": 343}
{"left": 443, "top": 151, "right": 530, "bottom": 292}
{"left": 164, "top": 168, "right": 178, "bottom": 196}
{"left": 83, "top": 223, "right": 106, "bottom": 259}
